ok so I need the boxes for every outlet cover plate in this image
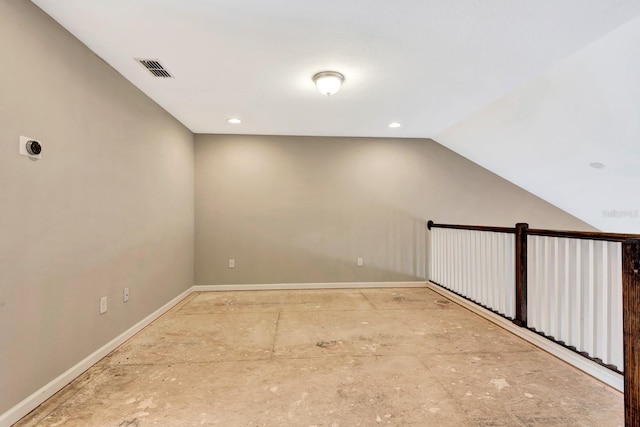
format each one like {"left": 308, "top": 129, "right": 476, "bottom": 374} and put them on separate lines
{"left": 99, "top": 296, "right": 108, "bottom": 314}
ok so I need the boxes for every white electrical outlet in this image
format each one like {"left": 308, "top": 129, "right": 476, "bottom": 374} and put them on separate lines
{"left": 228, "top": 259, "right": 235, "bottom": 269}
{"left": 99, "top": 296, "right": 108, "bottom": 314}
{"left": 357, "top": 257, "right": 364, "bottom": 267}
{"left": 123, "top": 288, "right": 129, "bottom": 302}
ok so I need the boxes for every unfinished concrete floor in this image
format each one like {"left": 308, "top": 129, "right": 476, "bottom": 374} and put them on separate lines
{"left": 15, "top": 287, "right": 623, "bottom": 426}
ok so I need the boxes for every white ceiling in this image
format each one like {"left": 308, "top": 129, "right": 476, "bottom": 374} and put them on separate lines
{"left": 436, "top": 14, "right": 640, "bottom": 233}
{"left": 31, "top": 0, "right": 640, "bottom": 232}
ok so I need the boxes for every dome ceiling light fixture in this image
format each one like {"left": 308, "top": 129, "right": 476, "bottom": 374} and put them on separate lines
{"left": 313, "top": 71, "right": 344, "bottom": 96}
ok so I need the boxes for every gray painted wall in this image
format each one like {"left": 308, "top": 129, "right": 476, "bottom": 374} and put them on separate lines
{"left": 0, "top": 1, "right": 194, "bottom": 413}
{"left": 195, "top": 134, "right": 593, "bottom": 286}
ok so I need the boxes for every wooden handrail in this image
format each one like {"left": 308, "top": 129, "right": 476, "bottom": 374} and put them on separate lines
{"left": 528, "top": 228, "right": 640, "bottom": 242}
{"left": 428, "top": 220, "right": 639, "bottom": 242}
{"left": 428, "top": 219, "right": 640, "bottom": 424}
{"left": 427, "top": 220, "right": 515, "bottom": 234}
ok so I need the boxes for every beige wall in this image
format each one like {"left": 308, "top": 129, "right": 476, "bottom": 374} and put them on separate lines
{"left": 0, "top": 1, "right": 194, "bottom": 414}
{"left": 195, "top": 134, "right": 593, "bottom": 286}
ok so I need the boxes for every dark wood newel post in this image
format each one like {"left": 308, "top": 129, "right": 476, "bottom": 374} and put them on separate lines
{"left": 514, "top": 223, "right": 529, "bottom": 327}
{"left": 623, "top": 238, "right": 640, "bottom": 426}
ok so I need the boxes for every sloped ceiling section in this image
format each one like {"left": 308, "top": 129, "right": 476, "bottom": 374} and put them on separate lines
{"left": 435, "top": 15, "right": 640, "bottom": 233}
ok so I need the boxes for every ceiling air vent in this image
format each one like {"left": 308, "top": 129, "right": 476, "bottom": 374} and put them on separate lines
{"left": 136, "top": 58, "right": 173, "bottom": 78}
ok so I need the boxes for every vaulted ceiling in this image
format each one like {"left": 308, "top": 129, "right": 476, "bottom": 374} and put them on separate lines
{"left": 32, "top": 0, "right": 640, "bottom": 232}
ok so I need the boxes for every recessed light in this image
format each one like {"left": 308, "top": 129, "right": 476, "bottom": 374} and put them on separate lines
{"left": 227, "top": 118, "right": 242, "bottom": 124}
{"left": 388, "top": 122, "right": 402, "bottom": 128}
{"left": 590, "top": 162, "right": 605, "bottom": 169}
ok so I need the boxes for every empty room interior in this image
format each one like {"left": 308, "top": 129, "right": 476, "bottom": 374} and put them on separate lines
{"left": 2, "top": 1, "right": 640, "bottom": 426}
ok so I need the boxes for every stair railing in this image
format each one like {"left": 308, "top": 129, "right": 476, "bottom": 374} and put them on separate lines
{"left": 427, "top": 220, "right": 640, "bottom": 426}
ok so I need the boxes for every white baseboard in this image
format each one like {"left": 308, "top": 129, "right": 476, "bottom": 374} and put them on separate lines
{"left": 18, "top": 279, "right": 610, "bottom": 426}
{"left": 0, "top": 287, "right": 194, "bottom": 427}
{"left": 193, "top": 281, "right": 428, "bottom": 292}
{"left": 426, "top": 282, "right": 624, "bottom": 393}
{"left": 2, "top": 281, "right": 427, "bottom": 426}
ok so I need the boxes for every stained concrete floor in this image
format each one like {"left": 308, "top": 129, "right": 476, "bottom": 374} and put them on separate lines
{"left": 15, "top": 287, "right": 623, "bottom": 426}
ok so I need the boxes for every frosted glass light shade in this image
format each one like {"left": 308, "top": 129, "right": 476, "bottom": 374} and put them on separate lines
{"left": 313, "top": 71, "right": 344, "bottom": 96}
